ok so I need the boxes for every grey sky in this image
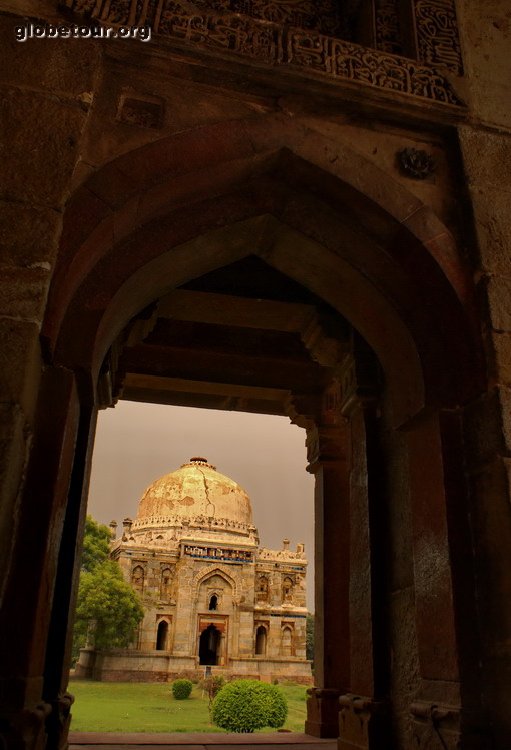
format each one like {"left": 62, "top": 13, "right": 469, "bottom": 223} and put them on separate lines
{"left": 87, "top": 401, "right": 315, "bottom": 610}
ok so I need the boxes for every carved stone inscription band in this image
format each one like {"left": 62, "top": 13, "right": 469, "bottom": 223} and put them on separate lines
{"left": 65, "top": 0, "right": 463, "bottom": 106}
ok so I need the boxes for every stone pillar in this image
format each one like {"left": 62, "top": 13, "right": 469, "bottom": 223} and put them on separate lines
{"left": 338, "top": 401, "right": 390, "bottom": 750}
{"left": 0, "top": 368, "right": 81, "bottom": 750}
{"left": 305, "top": 382, "right": 351, "bottom": 737}
{"left": 44, "top": 395, "right": 97, "bottom": 750}
{"left": 406, "top": 410, "right": 481, "bottom": 748}
{"left": 305, "top": 418, "right": 351, "bottom": 738}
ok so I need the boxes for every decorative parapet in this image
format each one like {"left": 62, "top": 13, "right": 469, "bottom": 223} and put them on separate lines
{"left": 257, "top": 547, "right": 306, "bottom": 561}
{"left": 63, "top": 0, "right": 463, "bottom": 107}
{"left": 130, "top": 514, "right": 253, "bottom": 533}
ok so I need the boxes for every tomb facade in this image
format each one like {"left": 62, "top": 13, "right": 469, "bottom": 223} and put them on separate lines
{"left": 76, "top": 457, "right": 312, "bottom": 683}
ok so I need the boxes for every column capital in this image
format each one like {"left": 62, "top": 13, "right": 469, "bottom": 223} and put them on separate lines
{"left": 306, "top": 423, "right": 348, "bottom": 472}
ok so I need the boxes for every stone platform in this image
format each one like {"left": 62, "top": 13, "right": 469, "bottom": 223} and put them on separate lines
{"left": 69, "top": 732, "right": 337, "bottom": 750}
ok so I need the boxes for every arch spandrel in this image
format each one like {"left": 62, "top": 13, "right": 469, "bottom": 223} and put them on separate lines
{"left": 191, "top": 565, "right": 242, "bottom": 600}
{"left": 46, "top": 114, "right": 474, "bottom": 340}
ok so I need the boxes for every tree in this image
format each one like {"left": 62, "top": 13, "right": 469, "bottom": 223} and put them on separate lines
{"left": 72, "top": 517, "right": 144, "bottom": 659}
{"left": 306, "top": 612, "right": 314, "bottom": 664}
{"left": 80, "top": 515, "right": 111, "bottom": 573}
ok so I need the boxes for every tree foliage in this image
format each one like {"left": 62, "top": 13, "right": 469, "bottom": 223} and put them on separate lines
{"left": 72, "top": 516, "right": 144, "bottom": 659}
{"left": 211, "top": 680, "right": 287, "bottom": 733}
{"left": 80, "top": 515, "right": 112, "bottom": 573}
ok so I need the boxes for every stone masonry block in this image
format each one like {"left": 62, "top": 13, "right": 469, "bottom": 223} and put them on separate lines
{"left": 0, "top": 403, "right": 30, "bottom": 603}
{"left": 0, "top": 267, "right": 50, "bottom": 322}
{"left": 468, "top": 186, "right": 511, "bottom": 275}
{"left": 0, "top": 200, "right": 61, "bottom": 268}
{"left": 491, "top": 332, "right": 511, "bottom": 385}
{"left": 464, "top": 387, "right": 511, "bottom": 467}
{"left": 0, "top": 17, "right": 100, "bottom": 98}
{"left": 0, "top": 318, "right": 41, "bottom": 419}
{"left": 459, "top": 127, "right": 511, "bottom": 189}
{"left": 486, "top": 275, "right": 511, "bottom": 332}
{"left": 1, "top": 87, "right": 86, "bottom": 207}
{"left": 469, "top": 457, "right": 511, "bottom": 644}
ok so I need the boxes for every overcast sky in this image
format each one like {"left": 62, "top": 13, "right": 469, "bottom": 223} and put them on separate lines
{"left": 87, "top": 400, "right": 315, "bottom": 609}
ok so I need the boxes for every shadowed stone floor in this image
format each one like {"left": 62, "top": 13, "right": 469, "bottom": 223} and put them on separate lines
{"left": 69, "top": 732, "right": 337, "bottom": 750}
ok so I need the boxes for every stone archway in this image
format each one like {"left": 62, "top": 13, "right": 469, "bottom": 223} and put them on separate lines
{"left": 156, "top": 620, "right": 169, "bottom": 651}
{"left": 2, "top": 114, "right": 493, "bottom": 750}
{"left": 199, "top": 625, "right": 221, "bottom": 666}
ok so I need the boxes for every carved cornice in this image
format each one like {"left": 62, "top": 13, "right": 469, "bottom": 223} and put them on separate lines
{"left": 63, "top": 0, "right": 464, "bottom": 107}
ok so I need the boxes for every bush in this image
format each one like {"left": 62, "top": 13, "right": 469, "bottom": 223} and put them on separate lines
{"left": 171, "top": 678, "right": 193, "bottom": 700}
{"left": 211, "top": 679, "right": 288, "bottom": 733}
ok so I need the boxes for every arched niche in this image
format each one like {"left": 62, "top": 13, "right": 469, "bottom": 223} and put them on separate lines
{"left": 156, "top": 619, "right": 169, "bottom": 651}
{"left": 255, "top": 625, "right": 268, "bottom": 656}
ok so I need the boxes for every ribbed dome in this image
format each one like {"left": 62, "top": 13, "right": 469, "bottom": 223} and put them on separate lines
{"left": 135, "top": 458, "right": 253, "bottom": 528}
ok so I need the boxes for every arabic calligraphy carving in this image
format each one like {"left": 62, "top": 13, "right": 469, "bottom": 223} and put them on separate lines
{"left": 375, "top": 0, "right": 403, "bottom": 55}
{"left": 413, "top": 0, "right": 463, "bottom": 75}
{"left": 64, "top": 0, "right": 463, "bottom": 106}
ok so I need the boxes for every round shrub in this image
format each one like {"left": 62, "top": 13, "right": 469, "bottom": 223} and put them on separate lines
{"left": 211, "top": 679, "right": 288, "bottom": 733}
{"left": 171, "top": 678, "right": 193, "bottom": 700}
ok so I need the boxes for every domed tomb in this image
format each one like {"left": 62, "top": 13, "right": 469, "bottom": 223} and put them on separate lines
{"left": 79, "top": 457, "right": 311, "bottom": 685}
{"left": 131, "top": 457, "right": 255, "bottom": 541}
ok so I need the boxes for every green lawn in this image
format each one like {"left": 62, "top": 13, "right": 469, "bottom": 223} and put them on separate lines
{"left": 68, "top": 680, "right": 308, "bottom": 733}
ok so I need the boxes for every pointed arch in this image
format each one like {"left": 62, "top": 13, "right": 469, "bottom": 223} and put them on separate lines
{"left": 44, "top": 114, "right": 483, "bottom": 427}
{"left": 192, "top": 565, "right": 241, "bottom": 600}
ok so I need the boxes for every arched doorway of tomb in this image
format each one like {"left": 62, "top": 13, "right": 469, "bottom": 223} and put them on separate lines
{"left": 15, "top": 114, "right": 489, "bottom": 750}
{"left": 199, "top": 625, "right": 221, "bottom": 666}
{"left": 155, "top": 620, "right": 169, "bottom": 651}
{"left": 255, "top": 625, "right": 268, "bottom": 656}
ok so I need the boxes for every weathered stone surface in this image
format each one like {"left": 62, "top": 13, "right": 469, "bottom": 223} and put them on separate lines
{"left": 459, "top": 128, "right": 511, "bottom": 190}
{"left": 0, "top": 404, "right": 29, "bottom": 604}
{"left": 0, "top": 319, "right": 41, "bottom": 417}
{"left": 1, "top": 88, "right": 86, "bottom": 207}
{"left": 389, "top": 587, "right": 420, "bottom": 749}
{"left": 491, "top": 332, "right": 511, "bottom": 385}
{"left": 464, "top": 387, "right": 511, "bottom": 467}
{"left": 468, "top": 457, "right": 511, "bottom": 643}
{"left": 0, "top": 16, "right": 100, "bottom": 98}
{"left": 457, "top": 0, "right": 511, "bottom": 128}
{"left": 0, "top": 267, "right": 50, "bottom": 322}
{"left": 468, "top": 186, "right": 511, "bottom": 275}
{"left": 0, "top": 201, "right": 61, "bottom": 268}
{"left": 485, "top": 276, "right": 511, "bottom": 333}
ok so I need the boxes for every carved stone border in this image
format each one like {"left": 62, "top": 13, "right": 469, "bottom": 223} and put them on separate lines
{"left": 63, "top": 0, "right": 464, "bottom": 106}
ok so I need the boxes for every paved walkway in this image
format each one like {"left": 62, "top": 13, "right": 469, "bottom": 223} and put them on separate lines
{"left": 69, "top": 732, "right": 337, "bottom": 750}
